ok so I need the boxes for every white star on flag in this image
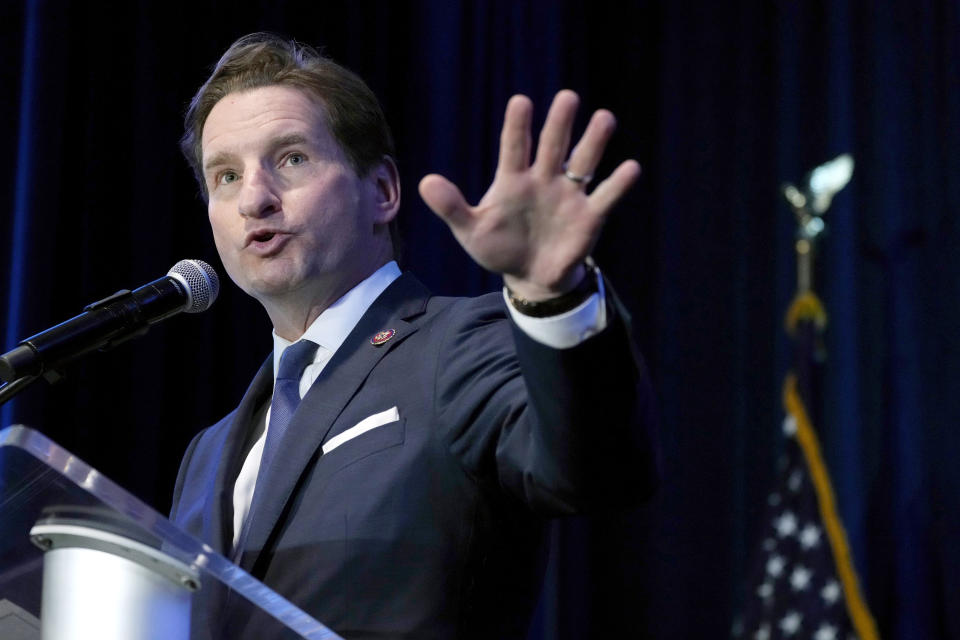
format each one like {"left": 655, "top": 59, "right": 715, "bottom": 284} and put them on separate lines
{"left": 800, "top": 523, "right": 822, "bottom": 549}
{"left": 754, "top": 623, "right": 771, "bottom": 640}
{"left": 767, "top": 554, "right": 786, "bottom": 578}
{"left": 774, "top": 511, "right": 798, "bottom": 537}
{"left": 814, "top": 623, "right": 839, "bottom": 640}
{"left": 779, "top": 611, "right": 803, "bottom": 635}
{"left": 782, "top": 415, "right": 797, "bottom": 435}
{"left": 790, "top": 565, "right": 812, "bottom": 591}
{"left": 788, "top": 469, "right": 803, "bottom": 492}
{"left": 821, "top": 579, "right": 841, "bottom": 605}
{"left": 757, "top": 581, "right": 774, "bottom": 601}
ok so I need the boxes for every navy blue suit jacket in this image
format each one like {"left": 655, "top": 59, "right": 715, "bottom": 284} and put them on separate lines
{"left": 170, "top": 272, "right": 658, "bottom": 639}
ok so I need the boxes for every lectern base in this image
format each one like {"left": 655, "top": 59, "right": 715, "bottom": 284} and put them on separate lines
{"left": 31, "top": 522, "right": 198, "bottom": 640}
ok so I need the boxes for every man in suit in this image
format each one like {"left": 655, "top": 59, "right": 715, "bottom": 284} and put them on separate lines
{"left": 170, "top": 32, "right": 658, "bottom": 638}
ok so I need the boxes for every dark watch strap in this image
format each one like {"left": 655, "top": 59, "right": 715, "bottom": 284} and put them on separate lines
{"left": 505, "top": 261, "right": 600, "bottom": 318}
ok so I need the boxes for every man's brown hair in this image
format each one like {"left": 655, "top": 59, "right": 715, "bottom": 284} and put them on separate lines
{"left": 181, "top": 33, "right": 400, "bottom": 254}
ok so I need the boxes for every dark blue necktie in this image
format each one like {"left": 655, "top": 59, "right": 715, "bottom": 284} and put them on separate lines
{"left": 233, "top": 339, "right": 318, "bottom": 558}
{"left": 259, "top": 339, "right": 318, "bottom": 474}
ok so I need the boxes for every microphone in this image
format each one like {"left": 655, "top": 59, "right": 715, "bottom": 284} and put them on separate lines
{"left": 0, "top": 259, "right": 220, "bottom": 382}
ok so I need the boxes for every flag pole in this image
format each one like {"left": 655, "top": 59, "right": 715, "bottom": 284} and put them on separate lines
{"left": 781, "top": 154, "right": 878, "bottom": 640}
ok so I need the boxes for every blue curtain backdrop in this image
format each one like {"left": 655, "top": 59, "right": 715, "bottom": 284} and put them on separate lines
{"left": 1, "top": 1, "right": 957, "bottom": 637}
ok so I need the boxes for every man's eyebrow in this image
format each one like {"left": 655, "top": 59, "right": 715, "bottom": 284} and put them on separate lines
{"left": 202, "top": 133, "right": 314, "bottom": 173}
{"left": 270, "top": 133, "right": 312, "bottom": 149}
{"left": 203, "top": 150, "right": 236, "bottom": 174}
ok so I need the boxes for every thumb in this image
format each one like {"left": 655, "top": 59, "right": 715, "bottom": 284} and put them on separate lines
{"left": 418, "top": 174, "right": 473, "bottom": 230}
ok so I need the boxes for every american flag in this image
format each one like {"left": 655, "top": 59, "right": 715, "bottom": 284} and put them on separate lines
{"left": 734, "top": 290, "right": 878, "bottom": 640}
{"left": 734, "top": 402, "right": 860, "bottom": 640}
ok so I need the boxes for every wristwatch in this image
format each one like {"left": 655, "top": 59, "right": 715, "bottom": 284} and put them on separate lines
{"left": 505, "top": 259, "right": 600, "bottom": 318}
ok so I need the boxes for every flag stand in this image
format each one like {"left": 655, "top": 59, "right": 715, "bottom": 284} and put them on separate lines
{"left": 736, "top": 154, "right": 879, "bottom": 640}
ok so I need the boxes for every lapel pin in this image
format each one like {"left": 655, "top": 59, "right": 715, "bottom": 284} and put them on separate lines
{"left": 370, "top": 329, "right": 396, "bottom": 346}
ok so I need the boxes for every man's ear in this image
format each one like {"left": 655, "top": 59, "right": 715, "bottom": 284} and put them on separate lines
{"left": 367, "top": 155, "right": 401, "bottom": 224}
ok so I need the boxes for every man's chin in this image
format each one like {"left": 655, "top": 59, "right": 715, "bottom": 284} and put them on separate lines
{"left": 230, "top": 268, "right": 300, "bottom": 301}
{"left": 245, "top": 279, "right": 302, "bottom": 302}
{"left": 233, "top": 260, "right": 306, "bottom": 298}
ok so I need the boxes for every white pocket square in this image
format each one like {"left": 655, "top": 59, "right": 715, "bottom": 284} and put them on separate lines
{"left": 322, "top": 406, "right": 400, "bottom": 454}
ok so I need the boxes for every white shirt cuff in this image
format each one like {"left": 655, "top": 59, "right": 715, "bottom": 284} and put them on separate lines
{"left": 503, "top": 269, "right": 608, "bottom": 349}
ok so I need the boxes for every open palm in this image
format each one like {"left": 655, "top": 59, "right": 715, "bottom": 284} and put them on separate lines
{"left": 419, "top": 90, "right": 640, "bottom": 301}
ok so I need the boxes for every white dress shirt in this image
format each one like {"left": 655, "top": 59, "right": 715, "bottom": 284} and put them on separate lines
{"left": 232, "top": 261, "right": 608, "bottom": 546}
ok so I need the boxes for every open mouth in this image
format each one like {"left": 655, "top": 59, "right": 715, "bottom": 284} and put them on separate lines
{"left": 246, "top": 230, "right": 290, "bottom": 255}
{"left": 251, "top": 230, "right": 276, "bottom": 244}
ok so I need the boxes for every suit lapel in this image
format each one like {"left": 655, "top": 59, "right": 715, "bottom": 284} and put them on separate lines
{"left": 209, "top": 355, "right": 273, "bottom": 555}
{"left": 238, "top": 273, "right": 430, "bottom": 567}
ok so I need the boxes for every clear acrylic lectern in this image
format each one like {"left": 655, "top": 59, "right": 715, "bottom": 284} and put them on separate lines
{"left": 0, "top": 425, "right": 343, "bottom": 640}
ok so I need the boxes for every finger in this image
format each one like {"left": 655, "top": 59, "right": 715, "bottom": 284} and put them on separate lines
{"left": 565, "top": 109, "right": 617, "bottom": 183}
{"left": 533, "top": 90, "right": 579, "bottom": 173}
{"left": 497, "top": 95, "right": 533, "bottom": 174}
{"left": 418, "top": 174, "right": 474, "bottom": 230}
{"left": 587, "top": 159, "right": 642, "bottom": 214}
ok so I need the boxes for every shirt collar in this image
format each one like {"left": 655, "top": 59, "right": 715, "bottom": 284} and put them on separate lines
{"left": 271, "top": 261, "right": 402, "bottom": 380}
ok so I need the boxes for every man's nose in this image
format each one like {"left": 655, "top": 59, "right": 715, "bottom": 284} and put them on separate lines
{"left": 238, "top": 168, "right": 281, "bottom": 218}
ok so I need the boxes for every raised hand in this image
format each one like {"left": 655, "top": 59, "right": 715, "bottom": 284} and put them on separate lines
{"left": 418, "top": 90, "right": 641, "bottom": 301}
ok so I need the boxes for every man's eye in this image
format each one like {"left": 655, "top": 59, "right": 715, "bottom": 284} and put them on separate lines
{"left": 283, "top": 153, "right": 306, "bottom": 166}
{"left": 218, "top": 171, "right": 239, "bottom": 185}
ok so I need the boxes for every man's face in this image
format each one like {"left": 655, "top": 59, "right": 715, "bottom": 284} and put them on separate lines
{"left": 201, "top": 85, "right": 394, "bottom": 316}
